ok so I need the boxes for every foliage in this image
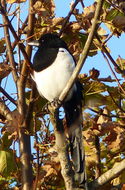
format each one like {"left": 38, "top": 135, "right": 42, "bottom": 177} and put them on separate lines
{"left": 0, "top": 0, "right": 125, "bottom": 189}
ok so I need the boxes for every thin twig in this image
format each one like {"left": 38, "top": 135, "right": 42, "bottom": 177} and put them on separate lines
{"left": 0, "top": 4, "right": 32, "bottom": 72}
{"left": 95, "top": 136, "right": 101, "bottom": 178}
{"left": 3, "top": 16, "right": 28, "bottom": 66}
{"left": 106, "top": 0, "right": 124, "bottom": 14}
{"left": 107, "top": 89, "right": 125, "bottom": 113}
{"left": 103, "top": 33, "right": 113, "bottom": 45}
{"left": 0, "top": 100, "right": 13, "bottom": 121}
{"left": 1, "top": 0, "right": 18, "bottom": 83}
{"left": 0, "top": 86, "right": 17, "bottom": 106}
{"left": 59, "top": 0, "right": 80, "bottom": 37}
{"left": 80, "top": 0, "right": 85, "bottom": 9}
{"left": 102, "top": 51, "right": 125, "bottom": 96}
{"left": 88, "top": 107, "right": 125, "bottom": 118}
{"left": 95, "top": 34, "right": 125, "bottom": 77}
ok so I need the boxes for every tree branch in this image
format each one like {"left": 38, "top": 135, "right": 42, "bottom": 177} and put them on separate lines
{"left": 95, "top": 136, "right": 101, "bottom": 178}
{"left": 1, "top": 0, "right": 18, "bottom": 83}
{"left": 59, "top": 0, "right": 104, "bottom": 103}
{"left": 16, "top": 1, "right": 35, "bottom": 189}
{"left": 0, "top": 4, "right": 32, "bottom": 71}
{"left": 3, "top": 16, "right": 28, "bottom": 65}
{"left": 88, "top": 158, "right": 125, "bottom": 190}
{"left": 88, "top": 107, "right": 125, "bottom": 118}
{"left": 102, "top": 51, "right": 125, "bottom": 95}
{"left": 0, "top": 86, "right": 17, "bottom": 106}
{"left": 50, "top": 109, "right": 75, "bottom": 190}
{"left": 59, "top": 0, "right": 80, "bottom": 37}
{"left": 0, "top": 100, "right": 13, "bottom": 121}
{"left": 95, "top": 34, "right": 125, "bottom": 77}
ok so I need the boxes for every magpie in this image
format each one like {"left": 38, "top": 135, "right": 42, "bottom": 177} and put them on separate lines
{"left": 28, "top": 33, "right": 85, "bottom": 184}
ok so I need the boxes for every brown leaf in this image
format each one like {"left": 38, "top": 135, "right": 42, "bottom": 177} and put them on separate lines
{"left": 33, "top": 0, "right": 55, "bottom": 17}
{"left": 7, "top": 0, "right": 26, "bottom": 4}
{"left": 0, "top": 63, "right": 12, "bottom": 80}
{"left": 97, "top": 108, "right": 110, "bottom": 125}
{"left": 83, "top": 129, "right": 98, "bottom": 167}
{"left": 0, "top": 38, "right": 6, "bottom": 54}
{"left": 45, "top": 168, "right": 57, "bottom": 177}
{"left": 113, "top": 15, "right": 125, "bottom": 29}
{"left": 52, "top": 17, "right": 64, "bottom": 27}
{"left": 122, "top": 184, "right": 125, "bottom": 190}
{"left": 6, "top": 110, "right": 22, "bottom": 134}
{"left": 83, "top": 3, "right": 96, "bottom": 19}
{"left": 89, "top": 68, "right": 100, "bottom": 79}
{"left": 102, "top": 124, "right": 125, "bottom": 154}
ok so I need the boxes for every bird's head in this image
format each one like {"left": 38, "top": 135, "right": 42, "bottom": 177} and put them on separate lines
{"left": 28, "top": 33, "right": 68, "bottom": 49}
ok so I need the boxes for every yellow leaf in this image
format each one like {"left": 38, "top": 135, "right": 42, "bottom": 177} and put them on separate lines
{"left": 7, "top": 0, "right": 26, "bottom": 4}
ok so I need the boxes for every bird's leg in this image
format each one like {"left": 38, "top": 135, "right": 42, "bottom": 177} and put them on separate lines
{"left": 50, "top": 98, "right": 62, "bottom": 108}
{"left": 41, "top": 98, "right": 61, "bottom": 114}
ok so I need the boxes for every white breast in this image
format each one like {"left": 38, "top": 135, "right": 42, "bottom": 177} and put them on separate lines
{"left": 32, "top": 48, "right": 76, "bottom": 101}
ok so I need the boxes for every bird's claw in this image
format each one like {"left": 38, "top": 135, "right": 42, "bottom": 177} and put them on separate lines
{"left": 50, "top": 98, "right": 62, "bottom": 108}
{"left": 42, "top": 99, "right": 62, "bottom": 113}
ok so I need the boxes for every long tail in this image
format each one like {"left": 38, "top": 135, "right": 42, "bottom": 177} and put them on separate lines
{"left": 63, "top": 82, "right": 85, "bottom": 184}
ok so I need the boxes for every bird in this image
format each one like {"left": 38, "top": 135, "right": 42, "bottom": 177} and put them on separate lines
{"left": 28, "top": 33, "right": 85, "bottom": 184}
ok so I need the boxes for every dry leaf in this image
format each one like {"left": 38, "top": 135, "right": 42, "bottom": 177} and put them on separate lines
{"left": 0, "top": 63, "right": 12, "bottom": 80}
{"left": 113, "top": 15, "right": 125, "bottom": 29}
{"left": 122, "top": 184, "right": 125, "bottom": 190}
{"left": 52, "top": 17, "right": 64, "bottom": 27}
{"left": 33, "top": 0, "right": 55, "bottom": 16}
{"left": 97, "top": 108, "right": 110, "bottom": 125}
{"left": 7, "top": 0, "right": 26, "bottom": 4}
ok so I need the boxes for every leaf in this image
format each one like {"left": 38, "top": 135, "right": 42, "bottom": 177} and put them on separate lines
{"left": 102, "top": 124, "right": 125, "bottom": 154}
{"left": 0, "top": 38, "right": 6, "bottom": 54}
{"left": 52, "top": 17, "right": 64, "bottom": 27}
{"left": 0, "top": 63, "right": 12, "bottom": 80}
{"left": 0, "top": 150, "right": 16, "bottom": 177}
{"left": 0, "top": 133, "right": 13, "bottom": 150}
{"left": 106, "top": 9, "right": 120, "bottom": 21}
{"left": 113, "top": 15, "right": 125, "bottom": 29}
{"left": 97, "top": 108, "right": 110, "bottom": 124}
{"left": 116, "top": 56, "right": 125, "bottom": 70}
{"left": 79, "top": 33, "right": 98, "bottom": 57}
{"left": 103, "top": 0, "right": 111, "bottom": 9}
{"left": 33, "top": 0, "right": 55, "bottom": 17}
{"left": 7, "top": 0, "right": 26, "bottom": 3}
{"left": 122, "top": 184, "right": 125, "bottom": 190}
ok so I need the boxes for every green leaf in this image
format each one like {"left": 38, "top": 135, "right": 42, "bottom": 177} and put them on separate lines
{"left": 103, "top": 0, "right": 111, "bottom": 9}
{"left": 0, "top": 150, "right": 16, "bottom": 177}
{"left": 106, "top": 9, "right": 122, "bottom": 21}
{"left": 79, "top": 33, "right": 98, "bottom": 57}
{"left": 0, "top": 133, "right": 13, "bottom": 150}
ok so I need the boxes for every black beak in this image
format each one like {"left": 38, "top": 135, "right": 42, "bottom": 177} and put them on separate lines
{"left": 28, "top": 40, "right": 40, "bottom": 47}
